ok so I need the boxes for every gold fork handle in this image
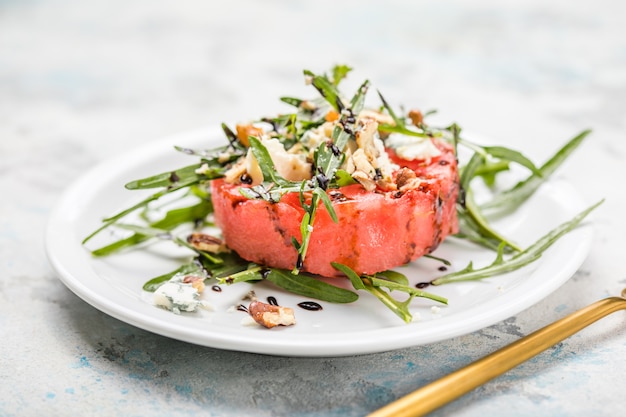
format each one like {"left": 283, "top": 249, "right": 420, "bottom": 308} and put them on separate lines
{"left": 368, "top": 295, "right": 626, "bottom": 417}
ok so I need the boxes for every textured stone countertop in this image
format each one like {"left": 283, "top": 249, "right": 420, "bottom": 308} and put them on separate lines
{"left": 2, "top": 1, "right": 626, "bottom": 416}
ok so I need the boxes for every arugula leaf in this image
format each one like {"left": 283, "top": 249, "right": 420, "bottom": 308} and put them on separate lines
{"left": 377, "top": 90, "right": 406, "bottom": 129}
{"left": 125, "top": 164, "right": 204, "bottom": 190}
{"left": 280, "top": 97, "right": 306, "bottom": 108}
{"left": 91, "top": 198, "right": 212, "bottom": 256}
{"left": 332, "top": 263, "right": 447, "bottom": 323}
{"left": 304, "top": 69, "right": 343, "bottom": 112}
{"left": 433, "top": 200, "right": 603, "bottom": 285}
{"left": 481, "top": 130, "right": 591, "bottom": 212}
{"left": 333, "top": 169, "right": 358, "bottom": 187}
{"left": 247, "top": 137, "right": 293, "bottom": 187}
{"left": 461, "top": 188, "right": 522, "bottom": 252}
{"left": 377, "top": 124, "right": 432, "bottom": 138}
{"left": 143, "top": 262, "right": 205, "bottom": 292}
{"left": 82, "top": 180, "right": 201, "bottom": 244}
{"left": 265, "top": 269, "right": 358, "bottom": 303}
{"left": 331, "top": 64, "right": 353, "bottom": 86}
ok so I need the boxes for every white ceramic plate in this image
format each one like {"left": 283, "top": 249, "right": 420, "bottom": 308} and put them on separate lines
{"left": 46, "top": 126, "right": 593, "bottom": 357}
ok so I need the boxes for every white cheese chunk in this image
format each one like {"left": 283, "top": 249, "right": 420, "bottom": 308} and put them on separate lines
{"left": 245, "top": 138, "right": 312, "bottom": 185}
{"left": 153, "top": 275, "right": 211, "bottom": 314}
{"left": 385, "top": 135, "right": 442, "bottom": 162}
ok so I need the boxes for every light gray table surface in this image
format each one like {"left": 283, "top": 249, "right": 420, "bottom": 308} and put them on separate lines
{"left": 2, "top": 1, "right": 626, "bottom": 416}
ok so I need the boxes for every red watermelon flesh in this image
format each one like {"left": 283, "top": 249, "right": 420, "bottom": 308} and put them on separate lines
{"left": 211, "top": 139, "right": 459, "bottom": 277}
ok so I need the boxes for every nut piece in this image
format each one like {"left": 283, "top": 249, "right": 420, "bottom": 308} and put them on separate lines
{"left": 235, "top": 123, "right": 264, "bottom": 147}
{"left": 248, "top": 300, "right": 296, "bottom": 329}
{"left": 182, "top": 275, "right": 206, "bottom": 293}
{"left": 187, "top": 233, "right": 229, "bottom": 254}
{"left": 395, "top": 167, "right": 421, "bottom": 191}
{"left": 408, "top": 109, "right": 424, "bottom": 126}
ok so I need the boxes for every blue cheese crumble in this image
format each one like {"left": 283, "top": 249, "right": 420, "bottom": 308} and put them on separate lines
{"left": 153, "top": 274, "right": 212, "bottom": 314}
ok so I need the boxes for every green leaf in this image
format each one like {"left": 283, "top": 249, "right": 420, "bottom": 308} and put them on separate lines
{"left": 91, "top": 199, "right": 212, "bottom": 256}
{"left": 247, "top": 136, "right": 293, "bottom": 187}
{"left": 364, "top": 283, "right": 416, "bottom": 323}
{"left": 304, "top": 69, "right": 343, "bottom": 112}
{"left": 334, "top": 169, "right": 357, "bottom": 186}
{"left": 349, "top": 79, "right": 369, "bottom": 114}
{"left": 333, "top": 263, "right": 447, "bottom": 323}
{"left": 280, "top": 97, "right": 305, "bottom": 108}
{"left": 265, "top": 269, "right": 358, "bottom": 303}
{"left": 125, "top": 164, "right": 204, "bottom": 190}
{"left": 481, "top": 146, "right": 541, "bottom": 176}
{"left": 368, "top": 276, "right": 448, "bottom": 305}
{"left": 83, "top": 181, "right": 200, "bottom": 244}
{"left": 481, "top": 130, "right": 591, "bottom": 212}
{"left": 474, "top": 160, "right": 510, "bottom": 187}
{"left": 314, "top": 188, "right": 338, "bottom": 223}
{"left": 199, "top": 252, "right": 252, "bottom": 278}
{"left": 377, "top": 124, "right": 432, "bottom": 138}
{"left": 459, "top": 152, "right": 486, "bottom": 193}
{"left": 374, "top": 270, "right": 409, "bottom": 286}
{"left": 433, "top": 200, "right": 603, "bottom": 285}
{"left": 377, "top": 90, "right": 406, "bottom": 129}
{"left": 218, "top": 266, "right": 264, "bottom": 284}
{"left": 143, "top": 262, "right": 205, "bottom": 292}
{"left": 461, "top": 188, "right": 523, "bottom": 252}
{"left": 331, "top": 64, "right": 353, "bottom": 86}
{"left": 331, "top": 262, "right": 366, "bottom": 290}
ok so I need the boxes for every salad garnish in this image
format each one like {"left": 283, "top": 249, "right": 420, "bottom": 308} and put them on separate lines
{"left": 84, "top": 65, "right": 601, "bottom": 323}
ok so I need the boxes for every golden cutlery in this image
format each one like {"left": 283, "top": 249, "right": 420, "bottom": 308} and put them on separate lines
{"left": 368, "top": 288, "right": 626, "bottom": 417}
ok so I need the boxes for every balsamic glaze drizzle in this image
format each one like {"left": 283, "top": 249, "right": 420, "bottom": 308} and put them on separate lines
{"left": 297, "top": 301, "right": 323, "bottom": 311}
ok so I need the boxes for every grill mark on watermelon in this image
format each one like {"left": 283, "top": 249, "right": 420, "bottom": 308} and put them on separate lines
{"left": 321, "top": 205, "right": 362, "bottom": 272}
{"left": 402, "top": 242, "right": 418, "bottom": 265}
{"left": 266, "top": 203, "right": 292, "bottom": 247}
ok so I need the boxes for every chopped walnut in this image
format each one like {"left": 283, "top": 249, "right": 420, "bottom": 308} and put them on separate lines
{"left": 182, "top": 275, "right": 206, "bottom": 293}
{"left": 223, "top": 158, "right": 248, "bottom": 184}
{"left": 187, "top": 233, "right": 229, "bottom": 254}
{"left": 395, "top": 167, "right": 421, "bottom": 191}
{"left": 248, "top": 300, "right": 296, "bottom": 328}
{"left": 351, "top": 167, "right": 377, "bottom": 192}
{"left": 235, "top": 123, "right": 264, "bottom": 147}
{"left": 408, "top": 109, "right": 424, "bottom": 126}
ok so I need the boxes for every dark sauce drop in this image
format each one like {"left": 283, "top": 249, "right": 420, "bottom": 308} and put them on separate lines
{"left": 438, "top": 266, "right": 448, "bottom": 272}
{"left": 328, "top": 190, "right": 348, "bottom": 202}
{"left": 267, "top": 296, "right": 278, "bottom": 306}
{"left": 415, "top": 282, "right": 430, "bottom": 289}
{"left": 297, "top": 301, "right": 323, "bottom": 311}
{"left": 236, "top": 304, "right": 249, "bottom": 313}
{"left": 240, "top": 173, "right": 253, "bottom": 184}
{"left": 211, "top": 285, "right": 222, "bottom": 292}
